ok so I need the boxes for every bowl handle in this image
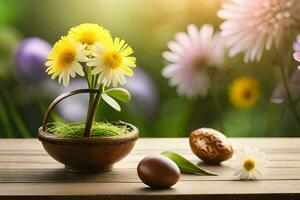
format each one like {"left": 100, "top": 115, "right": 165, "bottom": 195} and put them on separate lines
{"left": 42, "top": 89, "right": 99, "bottom": 131}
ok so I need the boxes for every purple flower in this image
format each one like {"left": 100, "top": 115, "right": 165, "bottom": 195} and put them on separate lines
{"left": 56, "top": 79, "right": 88, "bottom": 122}
{"left": 14, "top": 37, "right": 51, "bottom": 84}
{"left": 125, "top": 68, "right": 159, "bottom": 117}
{"left": 42, "top": 78, "right": 88, "bottom": 122}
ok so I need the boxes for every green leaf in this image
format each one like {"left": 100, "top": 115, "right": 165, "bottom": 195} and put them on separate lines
{"left": 161, "top": 151, "right": 218, "bottom": 176}
{"left": 101, "top": 93, "right": 121, "bottom": 112}
{"left": 104, "top": 88, "right": 131, "bottom": 102}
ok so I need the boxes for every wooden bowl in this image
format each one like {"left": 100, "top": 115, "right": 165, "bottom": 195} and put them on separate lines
{"left": 38, "top": 123, "right": 138, "bottom": 173}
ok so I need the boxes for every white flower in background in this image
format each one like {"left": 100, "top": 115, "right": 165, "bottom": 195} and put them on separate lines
{"left": 231, "top": 147, "right": 269, "bottom": 180}
{"left": 218, "top": 0, "right": 300, "bottom": 63}
{"left": 162, "top": 24, "right": 225, "bottom": 98}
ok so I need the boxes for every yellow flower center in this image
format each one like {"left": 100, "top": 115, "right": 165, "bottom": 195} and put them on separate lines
{"left": 78, "top": 31, "right": 97, "bottom": 45}
{"left": 242, "top": 89, "right": 252, "bottom": 100}
{"left": 193, "top": 57, "right": 210, "bottom": 70}
{"left": 243, "top": 158, "right": 256, "bottom": 172}
{"left": 103, "top": 51, "right": 122, "bottom": 69}
{"left": 57, "top": 48, "right": 76, "bottom": 67}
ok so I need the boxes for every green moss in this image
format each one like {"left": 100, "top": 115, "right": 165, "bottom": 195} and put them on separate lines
{"left": 46, "top": 121, "right": 131, "bottom": 138}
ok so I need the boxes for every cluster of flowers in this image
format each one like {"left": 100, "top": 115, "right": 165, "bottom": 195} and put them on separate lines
{"left": 161, "top": 1, "right": 300, "bottom": 180}
{"left": 162, "top": 0, "right": 300, "bottom": 110}
{"left": 45, "top": 23, "right": 136, "bottom": 87}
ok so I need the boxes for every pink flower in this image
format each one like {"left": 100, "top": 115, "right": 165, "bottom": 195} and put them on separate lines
{"left": 162, "top": 24, "right": 225, "bottom": 98}
{"left": 293, "top": 35, "right": 300, "bottom": 52}
{"left": 218, "top": 0, "right": 300, "bottom": 63}
{"left": 293, "top": 52, "right": 300, "bottom": 70}
{"left": 293, "top": 34, "right": 300, "bottom": 70}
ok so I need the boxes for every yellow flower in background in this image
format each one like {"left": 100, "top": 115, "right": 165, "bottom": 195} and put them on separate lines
{"left": 229, "top": 77, "right": 260, "bottom": 109}
{"left": 45, "top": 36, "right": 89, "bottom": 87}
{"left": 87, "top": 37, "right": 136, "bottom": 87}
{"left": 68, "top": 23, "right": 111, "bottom": 46}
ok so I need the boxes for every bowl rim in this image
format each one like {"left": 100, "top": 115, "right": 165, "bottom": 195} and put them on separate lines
{"left": 38, "top": 122, "right": 139, "bottom": 145}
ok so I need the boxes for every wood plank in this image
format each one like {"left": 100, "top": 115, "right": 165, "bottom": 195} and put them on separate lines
{"left": 0, "top": 160, "right": 299, "bottom": 169}
{"left": 0, "top": 181, "right": 299, "bottom": 196}
{"left": 0, "top": 152, "right": 299, "bottom": 168}
{"left": 0, "top": 168, "right": 300, "bottom": 183}
{"left": 0, "top": 138, "right": 300, "bottom": 150}
{"left": 1, "top": 150, "right": 299, "bottom": 161}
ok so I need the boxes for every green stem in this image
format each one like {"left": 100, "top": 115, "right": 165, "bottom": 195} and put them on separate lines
{"left": 2, "top": 90, "right": 31, "bottom": 138}
{"left": 0, "top": 95, "right": 13, "bottom": 137}
{"left": 84, "top": 86, "right": 104, "bottom": 137}
{"left": 211, "top": 80, "right": 224, "bottom": 132}
{"left": 266, "top": 105, "right": 286, "bottom": 136}
{"left": 213, "top": 96, "right": 224, "bottom": 132}
{"left": 295, "top": 96, "right": 300, "bottom": 105}
{"left": 86, "top": 93, "right": 94, "bottom": 119}
{"left": 278, "top": 55, "right": 300, "bottom": 127}
{"left": 84, "top": 64, "right": 94, "bottom": 120}
{"left": 84, "top": 66, "right": 92, "bottom": 88}
{"left": 89, "top": 73, "right": 97, "bottom": 111}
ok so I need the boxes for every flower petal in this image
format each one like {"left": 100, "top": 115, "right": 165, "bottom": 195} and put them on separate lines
{"left": 293, "top": 52, "right": 300, "bottom": 62}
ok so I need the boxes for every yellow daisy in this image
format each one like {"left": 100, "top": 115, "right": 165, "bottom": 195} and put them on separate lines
{"left": 87, "top": 37, "right": 136, "bottom": 87}
{"left": 45, "top": 36, "right": 89, "bottom": 87}
{"left": 68, "top": 23, "right": 111, "bottom": 46}
{"left": 229, "top": 77, "right": 260, "bottom": 109}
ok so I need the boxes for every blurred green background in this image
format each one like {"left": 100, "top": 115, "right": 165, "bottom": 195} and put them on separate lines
{"left": 0, "top": 0, "right": 299, "bottom": 138}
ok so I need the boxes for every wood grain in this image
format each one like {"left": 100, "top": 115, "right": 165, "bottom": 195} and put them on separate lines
{"left": 0, "top": 138, "right": 299, "bottom": 200}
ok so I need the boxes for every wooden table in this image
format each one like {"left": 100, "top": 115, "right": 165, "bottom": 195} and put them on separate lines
{"left": 0, "top": 138, "right": 299, "bottom": 200}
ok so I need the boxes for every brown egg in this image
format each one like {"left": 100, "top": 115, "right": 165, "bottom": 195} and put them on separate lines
{"left": 137, "top": 155, "right": 180, "bottom": 188}
{"left": 189, "top": 128, "right": 233, "bottom": 164}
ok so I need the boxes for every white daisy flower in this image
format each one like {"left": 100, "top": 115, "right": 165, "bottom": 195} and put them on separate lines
{"left": 162, "top": 24, "right": 225, "bottom": 98}
{"left": 231, "top": 147, "right": 269, "bottom": 180}
{"left": 87, "top": 38, "right": 136, "bottom": 87}
{"left": 218, "top": 0, "right": 300, "bottom": 63}
{"left": 45, "top": 36, "right": 89, "bottom": 87}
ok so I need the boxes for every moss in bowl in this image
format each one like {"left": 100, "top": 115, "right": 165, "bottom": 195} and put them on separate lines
{"left": 47, "top": 121, "right": 131, "bottom": 138}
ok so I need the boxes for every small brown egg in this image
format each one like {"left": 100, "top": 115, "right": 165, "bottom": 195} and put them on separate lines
{"left": 189, "top": 128, "right": 233, "bottom": 164}
{"left": 137, "top": 155, "right": 180, "bottom": 188}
